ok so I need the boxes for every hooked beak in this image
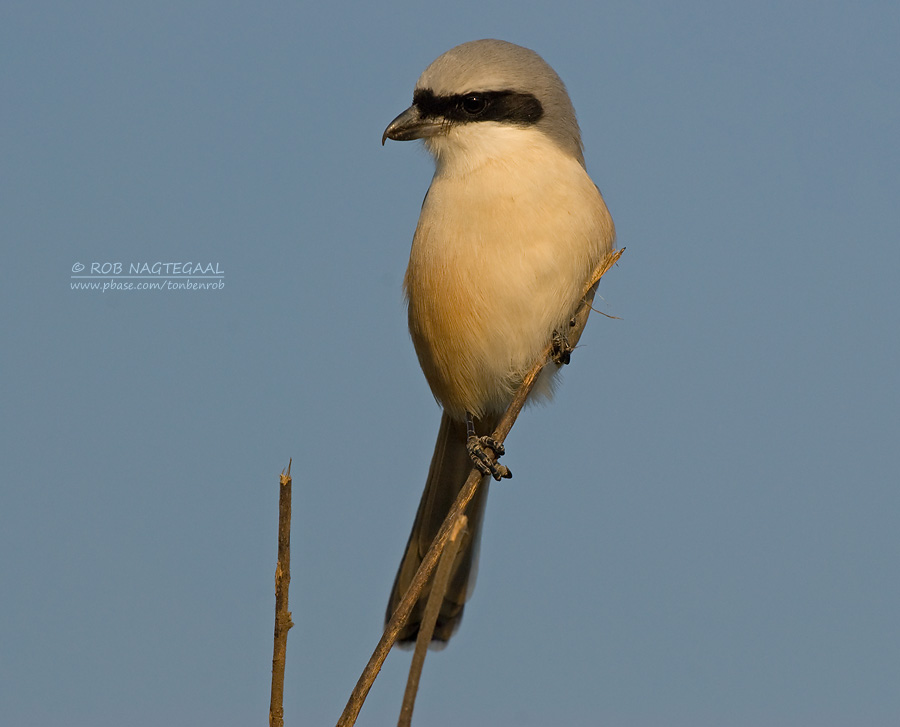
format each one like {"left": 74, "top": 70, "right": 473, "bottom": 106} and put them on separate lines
{"left": 382, "top": 104, "right": 445, "bottom": 145}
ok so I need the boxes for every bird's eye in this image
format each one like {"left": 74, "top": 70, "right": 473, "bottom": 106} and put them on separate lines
{"left": 461, "top": 94, "right": 487, "bottom": 115}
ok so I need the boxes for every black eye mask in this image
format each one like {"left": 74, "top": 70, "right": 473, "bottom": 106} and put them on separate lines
{"left": 412, "top": 88, "right": 544, "bottom": 126}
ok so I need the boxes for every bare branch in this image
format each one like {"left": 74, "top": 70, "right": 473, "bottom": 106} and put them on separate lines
{"left": 336, "top": 248, "right": 624, "bottom": 727}
{"left": 270, "top": 461, "right": 294, "bottom": 727}
{"left": 398, "top": 515, "right": 468, "bottom": 727}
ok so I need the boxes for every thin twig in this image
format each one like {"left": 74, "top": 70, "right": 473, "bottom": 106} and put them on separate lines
{"left": 270, "top": 460, "right": 294, "bottom": 727}
{"left": 336, "top": 248, "right": 623, "bottom": 727}
{"left": 398, "top": 515, "right": 468, "bottom": 727}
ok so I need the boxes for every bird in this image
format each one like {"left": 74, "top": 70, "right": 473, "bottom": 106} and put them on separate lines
{"left": 382, "top": 39, "right": 615, "bottom": 646}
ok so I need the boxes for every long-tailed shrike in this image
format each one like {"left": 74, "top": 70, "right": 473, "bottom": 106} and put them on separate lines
{"left": 382, "top": 39, "right": 615, "bottom": 645}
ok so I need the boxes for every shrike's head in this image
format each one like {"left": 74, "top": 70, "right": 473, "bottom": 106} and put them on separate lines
{"left": 383, "top": 39, "right": 584, "bottom": 170}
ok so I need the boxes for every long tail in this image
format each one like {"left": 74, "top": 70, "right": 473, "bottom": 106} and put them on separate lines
{"left": 386, "top": 411, "right": 496, "bottom": 645}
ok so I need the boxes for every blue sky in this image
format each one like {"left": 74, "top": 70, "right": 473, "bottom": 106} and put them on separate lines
{"left": 2, "top": 1, "right": 899, "bottom": 725}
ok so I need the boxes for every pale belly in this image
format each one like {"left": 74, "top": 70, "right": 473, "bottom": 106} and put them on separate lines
{"left": 404, "top": 158, "right": 613, "bottom": 420}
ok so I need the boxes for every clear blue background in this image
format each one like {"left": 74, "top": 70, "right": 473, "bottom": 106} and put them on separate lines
{"left": 2, "top": 1, "right": 898, "bottom": 725}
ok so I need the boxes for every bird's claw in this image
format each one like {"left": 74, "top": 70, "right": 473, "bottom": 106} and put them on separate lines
{"left": 551, "top": 330, "right": 572, "bottom": 365}
{"left": 466, "top": 435, "right": 512, "bottom": 480}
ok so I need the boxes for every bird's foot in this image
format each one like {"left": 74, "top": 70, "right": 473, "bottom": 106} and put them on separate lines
{"left": 551, "top": 330, "right": 572, "bottom": 365}
{"left": 466, "top": 434, "right": 512, "bottom": 480}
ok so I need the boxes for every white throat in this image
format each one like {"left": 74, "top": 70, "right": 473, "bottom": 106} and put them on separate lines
{"left": 424, "top": 123, "right": 561, "bottom": 177}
